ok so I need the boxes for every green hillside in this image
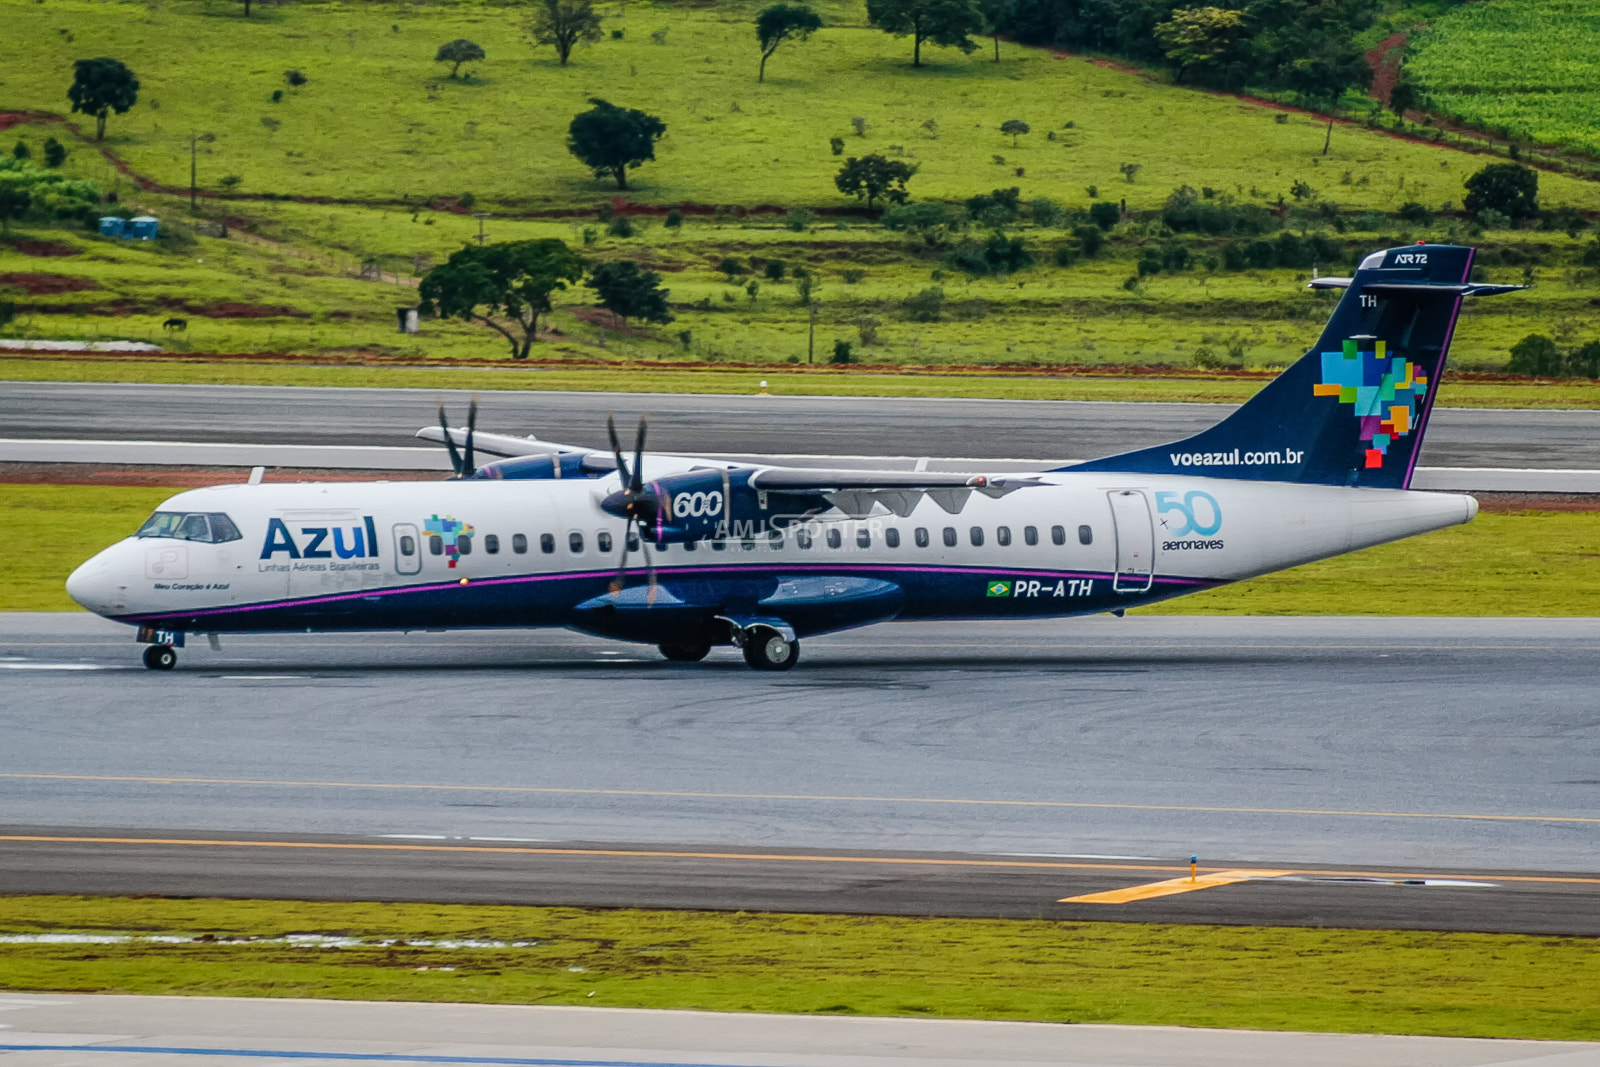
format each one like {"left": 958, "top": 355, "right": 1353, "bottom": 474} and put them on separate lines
{"left": 1408, "top": 0, "right": 1600, "bottom": 156}
{"left": 5, "top": 0, "right": 1600, "bottom": 211}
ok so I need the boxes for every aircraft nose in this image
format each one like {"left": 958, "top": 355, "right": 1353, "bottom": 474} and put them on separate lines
{"left": 66, "top": 552, "right": 117, "bottom": 615}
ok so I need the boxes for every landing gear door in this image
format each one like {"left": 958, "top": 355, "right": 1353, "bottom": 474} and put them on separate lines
{"left": 1108, "top": 490, "right": 1155, "bottom": 593}
{"left": 393, "top": 523, "right": 421, "bottom": 575}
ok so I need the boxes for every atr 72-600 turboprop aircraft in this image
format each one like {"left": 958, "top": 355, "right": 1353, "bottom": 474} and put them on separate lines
{"left": 69, "top": 244, "right": 1520, "bottom": 671}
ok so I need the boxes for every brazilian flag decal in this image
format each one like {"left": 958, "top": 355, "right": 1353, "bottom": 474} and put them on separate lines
{"left": 986, "top": 580, "right": 1012, "bottom": 597}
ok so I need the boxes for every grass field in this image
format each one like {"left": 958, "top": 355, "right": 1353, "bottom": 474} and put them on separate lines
{"left": 8, "top": 0, "right": 1600, "bottom": 213}
{"left": 2, "top": 896, "right": 1597, "bottom": 1039}
{"left": 1408, "top": 0, "right": 1600, "bottom": 156}
{"left": 7, "top": 483, "right": 1596, "bottom": 614}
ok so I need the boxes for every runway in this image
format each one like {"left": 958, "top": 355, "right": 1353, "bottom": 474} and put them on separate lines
{"left": 8, "top": 381, "right": 1600, "bottom": 469}
{"left": 2, "top": 613, "right": 1596, "bottom": 933}
{"left": 4, "top": 994, "right": 1594, "bottom": 1067}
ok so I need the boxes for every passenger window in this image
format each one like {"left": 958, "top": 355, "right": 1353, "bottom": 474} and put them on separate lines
{"left": 512, "top": 533, "right": 528, "bottom": 554}
{"left": 769, "top": 529, "right": 783, "bottom": 550}
{"left": 485, "top": 534, "right": 500, "bottom": 555}
{"left": 598, "top": 531, "right": 613, "bottom": 553}
{"left": 1024, "top": 525, "right": 1038, "bottom": 546}
{"left": 569, "top": 531, "right": 584, "bottom": 553}
{"left": 856, "top": 527, "right": 871, "bottom": 549}
{"left": 429, "top": 535, "right": 444, "bottom": 556}
{"left": 711, "top": 538, "right": 726, "bottom": 551}
{"left": 942, "top": 527, "right": 958, "bottom": 547}
{"left": 1079, "top": 524, "right": 1094, "bottom": 545}
{"left": 826, "top": 528, "right": 842, "bottom": 549}
{"left": 742, "top": 538, "right": 757, "bottom": 551}
{"left": 399, "top": 535, "right": 416, "bottom": 557}
{"left": 1051, "top": 525, "right": 1066, "bottom": 546}
{"left": 885, "top": 528, "right": 900, "bottom": 548}
{"left": 627, "top": 532, "right": 640, "bottom": 552}
{"left": 457, "top": 534, "right": 473, "bottom": 556}
{"left": 796, "top": 528, "right": 813, "bottom": 550}
{"left": 208, "top": 513, "right": 243, "bottom": 543}
{"left": 683, "top": 539, "right": 697, "bottom": 552}
{"left": 969, "top": 526, "right": 984, "bottom": 547}
{"left": 539, "top": 533, "right": 555, "bottom": 554}
{"left": 177, "top": 513, "right": 211, "bottom": 542}
{"left": 915, "top": 527, "right": 929, "bottom": 548}
{"left": 996, "top": 526, "right": 1011, "bottom": 547}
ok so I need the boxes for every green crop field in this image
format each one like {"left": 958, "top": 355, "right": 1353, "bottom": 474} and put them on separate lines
{"left": 1408, "top": 0, "right": 1600, "bottom": 156}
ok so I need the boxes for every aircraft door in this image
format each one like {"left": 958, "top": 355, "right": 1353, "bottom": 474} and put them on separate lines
{"left": 1108, "top": 490, "right": 1155, "bottom": 593}
{"left": 393, "top": 523, "right": 422, "bottom": 575}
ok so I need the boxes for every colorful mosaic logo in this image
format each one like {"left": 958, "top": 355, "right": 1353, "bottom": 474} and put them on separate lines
{"left": 424, "top": 514, "right": 475, "bottom": 568}
{"left": 1312, "top": 339, "right": 1428, "bottom": 470}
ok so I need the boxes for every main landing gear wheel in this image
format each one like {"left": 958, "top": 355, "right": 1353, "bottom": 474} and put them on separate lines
{"left": 742, "top": 628, "right": 799, "bottom": 672}
{"left": 142, "top": 644, "right": 177, "bottom": 671}
{"left": 658, "top": 641, "right": 712, "bottom": 662}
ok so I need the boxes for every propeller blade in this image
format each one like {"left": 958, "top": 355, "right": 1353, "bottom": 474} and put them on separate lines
{"left": 605, "top": 412, "right": 630, "bottom": 485}
{"left": 438, "top": 402, "right": 464, "bottom": 477}
{"left": 641, "top": 537, "right": 657, "bottom": 606}
{"left": 630, "top": 414, "right": 648, "bottom": 495}
{"left": 609, "top": 533, "right": 630, "bottom": 595}
{"left": 462, "top": 395, "right": 478, "bottom": 478}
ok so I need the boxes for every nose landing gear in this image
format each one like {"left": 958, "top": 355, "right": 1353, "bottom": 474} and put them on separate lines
{"left": 142, "top": 644, "right": 177, "bottom": 671}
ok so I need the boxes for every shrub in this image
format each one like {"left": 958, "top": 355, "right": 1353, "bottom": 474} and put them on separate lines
{"left": 665, "top": 208, "right": 683, "bottom": 230}
{"left": 1478, "top": 208, "right": 1511, "bottom": 230}
{"left": 607, "top": 215, "right": 635, "bottom": 237}
{"left": 1221, "top": 241, "right": 1248, "bottom": 270}
{"left": 1052, "top": 245, "right": 1075, "bottom": 268}
{"left": 1354, "top": 211, "right": 1387, "bottom": 231}
{"left": 784, "top": 207, "right": 815, "bottom": 231}
{"left": 1245, "top": 239, "right": 1276, "bottom": 269}
{"left": 1030, "top": 198, "right": 1064, "bottom": 228}
{"left": 1570, "top": 341, "right": 1600, "bottom": 379}
{"left": 965, "top": 187, "right": 1021, "bottom": 223}
{"left": 1464, "top": 163, "right": 1538, "bottom": 222}
{"left": 842, "top": 268, "right": 866, "bottom": 283}
{"left": 42, "top": 137, "right": 66, "bottom": 168}
{"left": 1507, "top": 333, "right": 1562, "bottom": 376}
{"left": 881, "top": 201, "right": 965, "bottom": 248}
{"left": 717, "top": 256, "right": 746, "bottom": 281}
{"left": 1274, "top": 232, "right": 1311, "bottom": 269}
{"left": 1397, "top": 201, "right": 1432, "bottom": 225}
{"left": 1073, "top": 224, "right": 1104, "bottom": 257}
{"left": 1088, "top": 201, "right": 1119, "bottom": 230}
{"left": 829, "top": 136, "right": 845, "bottom": 156}
{"left": 945, "top": 231, "right": 1034, "bottom": 276}
{"left": 831, "top": 339, "right": 853, "bottom": 364}
{"left": 1161, "top": 242, "right": 1190, "bottom": 271}
{"left": 1160, "top": 185, "right": 1273, "bottom": 235}
{"left": 764, "top": 258, "right": 787, "bottom": 281}
{"left": 855, "top": 315, "right": 881, "bottom": 345}
{"left": 285, "top": 69, "right": 308, "bottom": 87}
{"left": 904, "top": 286, "right": 944, "bottom": 322}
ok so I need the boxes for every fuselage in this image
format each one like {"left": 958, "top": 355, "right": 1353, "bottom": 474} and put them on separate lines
{"left": 66, "top": 471, "right": 1476, "bottom": 640}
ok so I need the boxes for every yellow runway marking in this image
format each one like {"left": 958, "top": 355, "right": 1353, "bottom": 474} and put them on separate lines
{"left": 2, "top": 835, "right": 1599, "bottom": 887}
{"left": 1, "top": 771, "right": 1596, "bottom": 825}
{"left": 1063, "top": 869, "right": 1294, "bottom": 904}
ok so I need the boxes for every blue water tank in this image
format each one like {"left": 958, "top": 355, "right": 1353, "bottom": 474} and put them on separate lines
{"left": 128, "top": 216, "right": 159, "bottom": 240}
{"left": 97, "top": 216, "right": 125, "bottom": 238}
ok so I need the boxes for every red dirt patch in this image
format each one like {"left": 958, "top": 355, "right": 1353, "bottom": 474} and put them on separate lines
{"left": 198, "top": 302, "right": 311, "bottom": 319}
{"left": 1366, "top": 32, "right": 1408, "bottom": 108}
{"left": 0, "top": 272, "right": 100, "bottom": 295}
{"left": 1, "top": 236, "right": 79, "bottom": 257}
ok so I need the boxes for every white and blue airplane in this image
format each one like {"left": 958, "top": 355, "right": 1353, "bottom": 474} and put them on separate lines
{"left": 68, "top": 243, "right": 1520, "bottom": 671}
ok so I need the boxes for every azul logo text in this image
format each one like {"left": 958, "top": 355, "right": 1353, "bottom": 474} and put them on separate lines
{"left": 261, "top": 517, "right": 380, "bottom": 560}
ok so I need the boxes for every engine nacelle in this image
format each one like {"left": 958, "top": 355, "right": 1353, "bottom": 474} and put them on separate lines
{"left": 472, "top": 452, "right": 595, "bottom": 480}
{"left": 605, "top": 469, "right": 830, "bottom": 543}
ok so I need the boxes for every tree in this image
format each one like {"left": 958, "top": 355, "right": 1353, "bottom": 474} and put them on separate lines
{"left": 588, "top": 260, "right": 674, "bottom": 324}
{"left": 999, "top": 119, "right": 1029, "bottom": 146}
{"left": 42, "top": 137, "right": 66, "bottom": 168}
{"left": 12, "top": 140, "right": 30, "bottom": 161}
{"left": 756, "top": 3, "right": 822, "bottom": 82}
{"left": 67, "top": 57, "right": 139, "bottom": 142}
{"left": 1388, "top": 76, "right": 1418, "bottom": 119}
{"left": 1464, "top": 163, "right": 1539, "bottom": 222}
{"left": 865, "top": 0, "right": 984, "bottom": 68}
{"left": 1153, "top": 7, "right": 1246, "bottom": 84}
{"left": 528, "top": 0, "right": 604, "bottom": 67}
{"left": 1507, "top": 334, "right": 1562, "bottom": 377}
{"left": 419, "top": 239, "right": 586, "bottom": 359}
{"left": 834, "top": 154, "right": 915, "bottom": 209}
{"left": 435, "top": 39, "right": 486, "bottom": 79}
{"left": 976, "top": 0, "right": 1014, "bottom": 61}
{"left": 0, "top": 184, "right": 29, "bottom": 234}
{"left": 567, "top": 98, "right": 666, "bottom": 190}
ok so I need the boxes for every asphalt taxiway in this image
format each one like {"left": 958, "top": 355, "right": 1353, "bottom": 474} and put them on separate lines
{"left": 3, "top": 613, "right": 1596, "bottom": 933}
{"left": 5, "top": 995, "right": 1595, "bottom": 1067}
{"left": 10, "top": 381, "right": 1600, "bottom": 468}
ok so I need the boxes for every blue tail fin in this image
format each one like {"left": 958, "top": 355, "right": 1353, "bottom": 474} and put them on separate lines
{"left": 1066, "top": 244, "right": 1522, "bottom": 490}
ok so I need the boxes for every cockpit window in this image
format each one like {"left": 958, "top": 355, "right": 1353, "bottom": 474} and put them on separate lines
{"left": 136, "top": 511, "right": 244, "bottom": 544}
